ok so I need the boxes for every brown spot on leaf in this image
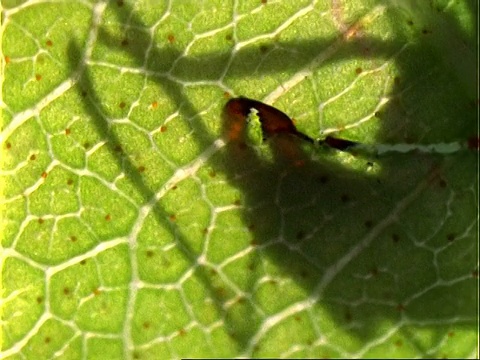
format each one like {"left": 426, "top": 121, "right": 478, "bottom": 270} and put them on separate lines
{"left": 143, "top": 321, "right": 150, "bottom": 329}
{"left": 225, "top": 34, "right": 232, "bottom": 41}
{"left": 41, "top": 171, "right": 48, "bottom": 179}
{"left": 121, "top": 39, "right": 129, "bottom": 46}
{"left": 467, "top": 136, "right": 479, "bottom": 150}
{"left": 119, "top": 101, "right": 126, "bottom": 108}
{"left": 46, "top": 40, "right": 53, "bottom": 47}
{"left": 80, "top": 259, "right": 86, "bottom": 265}
{"left": 36, "top": 296, "right": 43, "bottom": 304}
{"left": 169, "top": 214, "right": 176, "bottom": 222}
{"left": 215, "top": 287, "right": 227, "bottom": 298}
{"left": 395, "top": 339, "right": 403, "bottom": 347}
{"left": 35, "top": 74, "right": 42, "bottom": 81}
{"left": 6, "top": 142, "right": 11, "bottom": 149}
{"left": 167, "top": 34, "right": 175, "bottom": 43}
{"left": 392, "top": 233, "right": 400, "bottom": 243}
{"left": 5, "top": 56, "right": 10, "bottom": 64}
{"left": 67, "top": 179, "right": 74, "bottom": 185}
{"left": 70, "top": 235, "right": 77, "bottom": 242}
{"left": 364, "top": 220, "right": 374, "bottom": 228}
{"left": 355, "top": 67, "right": 362, "bottom": 74}
{"left": 151, "top": 101, "right": 158, "bottom": 109}
{"left": 160, "top": 125, "right": 167, "bottom": 133}
{"left": 38, "top": 218, "right": 44, "bottom": 224}
{"left": 117, "top": 0, "right": 124, "bottom": 6}
{"left": 44, "top": 337, "right": 51, "bottom": 344}
{"left": 30, "top": 154, "right": 36, "bottom": 161}
{"left": 138, "top": 165, "right": 146, "bottom": 173}
{"left": 447, "top": 233, "right": 455, "bottom": 242}
{"left": 63, "top": 287, "right": 70, "bottom": 295}
{"left": 146, "top": 250, "right": 154, "bottom": 258}
{"left": 105, "top": 214, "right": 111, "bottom": 221}
{"left": 396, "top": 303, "right": 405, "bottom": 312}
{"left": 65, "top": 128, "right": 71, "bottom": 135}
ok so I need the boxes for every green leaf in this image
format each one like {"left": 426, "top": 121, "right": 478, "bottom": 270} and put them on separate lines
{"left": 1, "top": 0, "right": 477, "bottom": 358}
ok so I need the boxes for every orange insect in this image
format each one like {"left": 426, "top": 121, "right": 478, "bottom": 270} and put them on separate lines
{"left": 225, "top": 97, "right": 314, "bottom": 143}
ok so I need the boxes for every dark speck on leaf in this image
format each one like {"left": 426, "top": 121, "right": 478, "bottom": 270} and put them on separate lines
{"left": 318, "top": 175, "right": 329, "bottom": 184}
{"left": 259, "top": 45, "right": 269, "bottom": 53}
{"left": 296, "top": 230, "right": 305, "bottom": 240}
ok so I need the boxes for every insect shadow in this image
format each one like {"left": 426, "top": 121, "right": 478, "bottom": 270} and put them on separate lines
{"left": 69, "top": 1, "right": 477, "bottom": 356}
